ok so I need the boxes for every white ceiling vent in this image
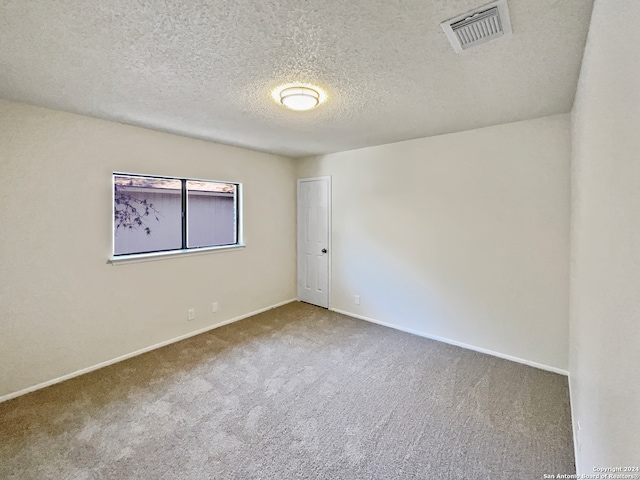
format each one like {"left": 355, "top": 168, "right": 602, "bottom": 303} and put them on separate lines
{"left": 441, "top": 0, "right": 513, "bottom": 53}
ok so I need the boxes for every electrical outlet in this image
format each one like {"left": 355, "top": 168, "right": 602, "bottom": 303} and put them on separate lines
{"left": 187, "top": 308, "right": 196, "bottom": 321}
{"left": 354, "top": 295, "right": 360, "bottom": 305}
{"left": 211, "top": 302, "right": 219, "bottom": 313}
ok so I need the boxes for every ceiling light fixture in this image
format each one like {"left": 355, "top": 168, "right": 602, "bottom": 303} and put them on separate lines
{"left": 279, "top": 86, "right": 321, "bottom": 111}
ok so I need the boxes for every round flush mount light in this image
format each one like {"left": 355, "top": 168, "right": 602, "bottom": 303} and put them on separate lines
{"left": 280, "top": 86, "right": 320, "bottom": 110}
{"left": 273, "top": 84, "right": 325, "bottom": 111}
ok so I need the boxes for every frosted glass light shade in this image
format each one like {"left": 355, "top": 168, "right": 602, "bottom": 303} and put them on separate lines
{"left": 280, "top": 86, "right": 320, "bottom": 111}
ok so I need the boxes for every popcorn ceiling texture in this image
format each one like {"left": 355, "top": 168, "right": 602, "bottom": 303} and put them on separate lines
{"left": 0, "top": 0, "right": 593, "bottom": 157}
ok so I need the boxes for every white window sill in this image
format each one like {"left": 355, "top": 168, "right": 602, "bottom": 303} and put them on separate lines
{"left": 109, "top": 244, "right": 246, "bottom": 265}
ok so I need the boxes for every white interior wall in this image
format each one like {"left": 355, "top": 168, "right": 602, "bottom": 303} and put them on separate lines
{"left": 0, "top": 99, "right": 297, "bottom": 399}
{"left": 297, "top": 114, "right": 571, "bottom": 371}
{"left": 570, "top": 0, "right": 640, "bottom": 471}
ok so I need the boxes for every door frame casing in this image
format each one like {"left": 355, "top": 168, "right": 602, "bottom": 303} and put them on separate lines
{"left": 296, "top": 176, "right": 332, "bottom": 309}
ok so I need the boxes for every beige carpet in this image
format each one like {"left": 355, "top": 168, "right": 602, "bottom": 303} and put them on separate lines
{"left": 0, "top": 302, "right": 574, "bottom": 479}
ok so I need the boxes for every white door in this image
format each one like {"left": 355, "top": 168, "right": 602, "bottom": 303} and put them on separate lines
{"left": 297, "top": 177, "right": 331, "bottom": 308}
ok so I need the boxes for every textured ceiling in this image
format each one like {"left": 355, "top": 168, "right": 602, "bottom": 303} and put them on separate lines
{"left": 0, "top": 0, "right": 594, "bottom": 158}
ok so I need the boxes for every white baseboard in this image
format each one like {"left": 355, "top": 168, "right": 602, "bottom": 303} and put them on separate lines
{"left": 0, "top": 298, "right": 297, "bottom": 404}
{"left": 568, "top": 372, "right": 580, "bottom": 472}
{"left": 331, "top": 308, "right": 569, "bottom": 376}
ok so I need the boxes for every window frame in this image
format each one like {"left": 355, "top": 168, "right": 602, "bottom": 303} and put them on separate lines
{"left": 110, "top": 172, "right": 244, "bottom": 264}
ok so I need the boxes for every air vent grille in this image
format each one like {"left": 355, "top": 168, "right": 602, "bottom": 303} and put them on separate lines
{"left": 441, "top": 0, "right": 512, "bottom": 53}
{"left": 451, "top": 7, "right": 502, "bottom": 48}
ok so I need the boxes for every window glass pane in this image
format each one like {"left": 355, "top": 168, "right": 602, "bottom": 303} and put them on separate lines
{"left": 187, "top": 180, "right": 237, "bottom": 248}
{"left": 114, "top": 175, "right": 182, "bottom": 255}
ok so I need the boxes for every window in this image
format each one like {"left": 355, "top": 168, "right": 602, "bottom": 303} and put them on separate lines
{"left": 113, "top": 173, "right": 241, "bottom": 257}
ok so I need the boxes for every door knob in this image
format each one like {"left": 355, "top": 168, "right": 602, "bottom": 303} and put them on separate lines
{"left": 321, "top": 248, "right": 327, "bottom": 253}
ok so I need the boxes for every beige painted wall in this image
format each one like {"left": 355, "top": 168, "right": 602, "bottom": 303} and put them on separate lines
{"left": 298, "top": 114, "right": 571, "bottom": 371}
{"left": 0, "top": 99, "right": 297, "bottom": 399}
{"left": 570, "top": 0, "right": 640, "bottom": 471}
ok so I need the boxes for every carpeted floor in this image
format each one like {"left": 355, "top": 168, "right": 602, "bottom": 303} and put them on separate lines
{"left": 0, "top": 302, "right": 574, "bottom": 479}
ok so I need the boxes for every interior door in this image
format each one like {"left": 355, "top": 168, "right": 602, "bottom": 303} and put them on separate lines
{"left": 297, "top": 177, "right": 330, "bottom": 308}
